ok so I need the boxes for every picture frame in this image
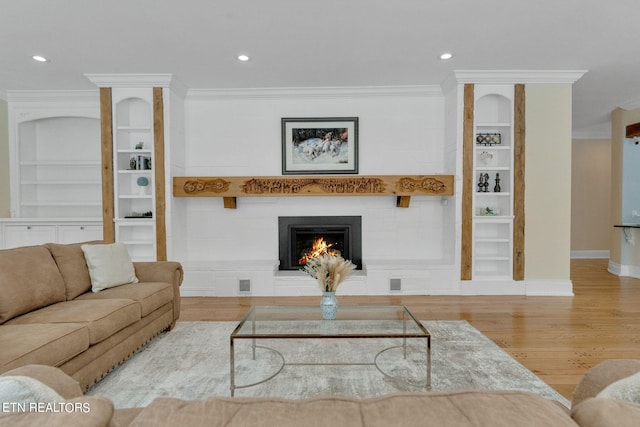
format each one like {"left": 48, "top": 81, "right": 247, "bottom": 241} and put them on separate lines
{"left": 281, "top": 117, "right": 359, "bottom": 175}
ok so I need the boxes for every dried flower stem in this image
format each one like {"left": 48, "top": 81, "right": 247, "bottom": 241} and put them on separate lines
{"left": 301, "top": 253, "right": 356, "bottom": 292}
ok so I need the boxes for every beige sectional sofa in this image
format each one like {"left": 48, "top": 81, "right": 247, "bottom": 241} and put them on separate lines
{"left": 1, "top": 360, "right": 640, "bottom": 426}
{"left": 0, "top": 242, "right": 183, "bottom": 391}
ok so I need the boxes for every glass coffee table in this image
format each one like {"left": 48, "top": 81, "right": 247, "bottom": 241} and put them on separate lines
{"left": 229, "top": 305, "right": 431, "bottom": 396}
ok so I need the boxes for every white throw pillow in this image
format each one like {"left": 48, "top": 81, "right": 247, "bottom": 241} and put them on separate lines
{"left": 81, "top": 242, "right": 139, "bottom": 292}
{"left": 0, "top": 376, "right": 63, "bottom": 408}
{"left": 597, "top": 371, "right": 640, "bottom": 404}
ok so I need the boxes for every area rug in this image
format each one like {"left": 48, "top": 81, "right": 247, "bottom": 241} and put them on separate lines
{"left": 87, "top": 321, "right": 570, "bottom": 408}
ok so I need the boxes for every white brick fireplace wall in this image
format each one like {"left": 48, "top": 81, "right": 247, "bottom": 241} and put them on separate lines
{"left": 174, "top": 86, "right": 458, "bottom": 296}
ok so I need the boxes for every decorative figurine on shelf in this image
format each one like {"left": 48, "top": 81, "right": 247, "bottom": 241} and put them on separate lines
{"left": 476, "top": 133, "right": 502, "bottom": 146}
{"left": 478, "top": 173, "right": 485, "bottom": 192}
{"left": 477, "top": 173, "right": 490, "bottom": 192}
{"left": 135, "top": 141, "right": 144, "bottom": 150}
{"left": 479, "top": 150, "right": 493, "bottom": 166}
{"left": 494, "top": 173, "right": 501, "bottom": 193}
{"left": 136, "top": 176, "right": 149, "bottom": 195}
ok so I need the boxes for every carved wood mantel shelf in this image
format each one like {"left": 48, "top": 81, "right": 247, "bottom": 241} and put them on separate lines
{"left": 173, "top": 175, "right": 454, "bottom": 209}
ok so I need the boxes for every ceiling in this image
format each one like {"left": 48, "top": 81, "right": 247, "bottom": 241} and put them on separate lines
{"left": 1, "top": 0, "right": 639, "bottom": 138}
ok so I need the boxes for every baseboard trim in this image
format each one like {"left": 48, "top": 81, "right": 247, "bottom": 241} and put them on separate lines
{"left": 461, "top": 280, "right": 574, "bottom": 296}
{"left": 571, "top": 250, "right": 610, "bottom": 259}
{"left": 525, "top": 280, "right": 574, "bottom": 296}
{"left": 608, "top": 260, "right": 640, "bottom": 279}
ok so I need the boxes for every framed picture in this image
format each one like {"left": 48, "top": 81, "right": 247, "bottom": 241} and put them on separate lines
{"left": 281, "top": 117, "right": 358, "bottom": 175}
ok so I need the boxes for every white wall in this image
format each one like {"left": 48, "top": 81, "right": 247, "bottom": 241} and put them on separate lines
{"left": 177, "top": 87, "right": 457, "bottom": 296}
{"left": 0, "top": 99, "right": 8, "bottom": 217}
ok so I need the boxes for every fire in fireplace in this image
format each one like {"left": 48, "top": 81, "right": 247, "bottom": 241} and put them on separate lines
{"left": 278, "top": 216, "right": 362, "bottom": 271}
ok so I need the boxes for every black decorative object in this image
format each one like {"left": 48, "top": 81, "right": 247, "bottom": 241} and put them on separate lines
{"left": 478, "top": 173, "right": 490, "bottom": 192}
{"left": 494, "top": 173, "right": 501, "bottom": 193}
{"left": 476, "top": 133, "right": 501, "bottom": 146}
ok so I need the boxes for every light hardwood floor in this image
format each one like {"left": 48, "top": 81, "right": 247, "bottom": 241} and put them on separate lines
{"left": 179, "top": 259, "right": 640, "bottom": 400}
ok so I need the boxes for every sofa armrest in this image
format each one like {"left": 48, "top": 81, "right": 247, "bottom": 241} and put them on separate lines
{"left": 0, "top": 364, "right": 82, "bottom": 400}
{"left": 572, "top": 359, "right": 640, "bottom": 408}
{"left": 133, "top": 261, "right": 183, "bottom": 324}
{"left": 0, "top": 396, "right": 114, "bottom": 427}
{"left": 133, "top": 261, "right": 183, "bottom": 286}
{"left": 571, "top": 397, "right": 640, "bottom": 427}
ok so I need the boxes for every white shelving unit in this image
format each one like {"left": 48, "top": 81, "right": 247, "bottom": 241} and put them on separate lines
{"left": 16, "top": 116, "right": 102, "bottom": 218}
{"left": 111, "top": 89, "right": 157, "bottom": 261}
{"left": 472, "top": 86, "right": 515, "bottom": 280}
{"left": 1, "top": 92, "right": 103, "bottom": 249}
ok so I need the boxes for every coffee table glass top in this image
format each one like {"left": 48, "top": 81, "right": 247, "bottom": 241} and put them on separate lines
{"left": 231, "top": 305, "right": 430, "bottom": 339}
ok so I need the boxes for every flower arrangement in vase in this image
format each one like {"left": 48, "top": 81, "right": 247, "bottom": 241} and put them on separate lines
{"left": 301, "top": 253, "right": 356, "bottom": 320}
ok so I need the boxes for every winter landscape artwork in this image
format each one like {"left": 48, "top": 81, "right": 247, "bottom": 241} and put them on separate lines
{"left": 282, "top": 117, "right": 358, "bottom": 174}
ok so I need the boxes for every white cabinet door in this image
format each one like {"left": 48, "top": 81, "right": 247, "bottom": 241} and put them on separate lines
{"left": 3, "top": 225, "right": 56, "bottom": 248}
{"left": 58, "top": 225, "right": 103, "bottom": 244}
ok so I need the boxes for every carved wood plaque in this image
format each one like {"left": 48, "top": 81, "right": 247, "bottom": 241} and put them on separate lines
{"left": 173, "top": 175, "right": 454, "bottom": 208}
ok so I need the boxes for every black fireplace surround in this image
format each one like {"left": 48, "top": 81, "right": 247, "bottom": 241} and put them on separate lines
{"left": 278, "top": 216, "right": 362, "bottom": 271}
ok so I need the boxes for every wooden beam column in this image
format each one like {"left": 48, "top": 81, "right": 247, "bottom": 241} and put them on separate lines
{"left": 99, "top": 87, "right": 115, "bottom": 243}
{"left": 461, "top": 84, "right": 474, "bottom": 280}
{"left": 513, "top": 84, "right": 526, "bottom": 281}
{"left": 153, "top": 87, "right": 167, "bottom": 261}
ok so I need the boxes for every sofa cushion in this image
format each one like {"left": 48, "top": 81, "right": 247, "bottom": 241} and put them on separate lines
{"left": 46, "top": 242, "right": 100, "bottom": 300}
{"left": 5, "top": 300, "right": 141, "bottom": 345}
{"left": 0, "top": 324, "right": 89, "bottom": 372}
{"left": 571, "top": 397, "right": 640, "bottom": 427}
{"left": 75, "top": 282, "right": 173, "bottom": 317}
{"left": 0, "top": 246, "right": 66, "bottom": 324}
{"left": 130, "top": 391, "right": 579, "bottom": 427}
{"left": 81, "top": 243, "right": 139, "bottom": 292}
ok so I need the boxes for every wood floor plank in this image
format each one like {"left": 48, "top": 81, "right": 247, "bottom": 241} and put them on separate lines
{"left": 179, "top": 259, "right": 640, "bottom": 400}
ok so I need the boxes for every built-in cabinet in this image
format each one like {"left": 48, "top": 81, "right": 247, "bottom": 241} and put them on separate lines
{"left": 111, "top": 89, "right": 158, "bottom": 261}
{"left": 472, "top": 86, "right": 515, "bottom": 280}
{"left": 1, "top": 221, "right": 102, "bottom": 249}
{"left": 462, "top": 83, "right": 523, "bottom": 283}
{"left": 1, "top": 91, "right": 103, "bottom": 249}
{"left": 85, "top": 74, "right": 177, "bottom": 262}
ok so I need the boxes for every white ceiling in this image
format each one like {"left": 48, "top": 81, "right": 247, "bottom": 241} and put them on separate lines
{"left": 1, "top": 0, "right": 639, "bottom": 138}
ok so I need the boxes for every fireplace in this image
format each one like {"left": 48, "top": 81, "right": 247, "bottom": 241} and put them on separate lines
{"left": 278, "top": 216, "right": 362, "bottom": 271}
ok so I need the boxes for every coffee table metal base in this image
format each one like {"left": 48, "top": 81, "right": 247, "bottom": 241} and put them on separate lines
{"left": 230, "top": 338, "right": 431, "bottom": 396}
{"left": 229, "top": 305, "right": 431, "bottom": 397}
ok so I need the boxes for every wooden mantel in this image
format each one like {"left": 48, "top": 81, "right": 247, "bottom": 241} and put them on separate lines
{"left": 173, "top": 175, "right": 454, "bottom": 209}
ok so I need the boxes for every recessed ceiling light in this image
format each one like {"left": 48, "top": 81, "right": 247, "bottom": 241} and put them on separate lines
{"left": 237, "top": 54, "right": 250, "bottom": 62}
{"left": 32, "top": 55, "right": 49, "bottom": 62}
{"left": 440, "top": 52, "right": 453, "bottom": 60}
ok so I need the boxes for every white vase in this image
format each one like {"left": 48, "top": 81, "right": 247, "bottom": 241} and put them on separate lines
{"left": 320, "top": 291, "right": 338, "bottom": 320}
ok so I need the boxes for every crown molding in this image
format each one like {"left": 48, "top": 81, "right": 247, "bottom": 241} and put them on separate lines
{"left": 84, "top": 73, "right": 174, "bottom": 88}
{"left": 6, "top": 90, "right": 99, "bottom": 104}
{"left": 619, "top": 97, "right": 640, "bottom": 111}
{"left": 186, "top": 85, "right": 442, "bottom": 101}
{"left": 452, "top": 70, "right": 588, "bottom": 85}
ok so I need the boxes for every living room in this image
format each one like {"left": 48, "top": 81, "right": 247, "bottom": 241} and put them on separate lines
{"left": 1, "top": 1, "right": 640, "bottom": 425}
